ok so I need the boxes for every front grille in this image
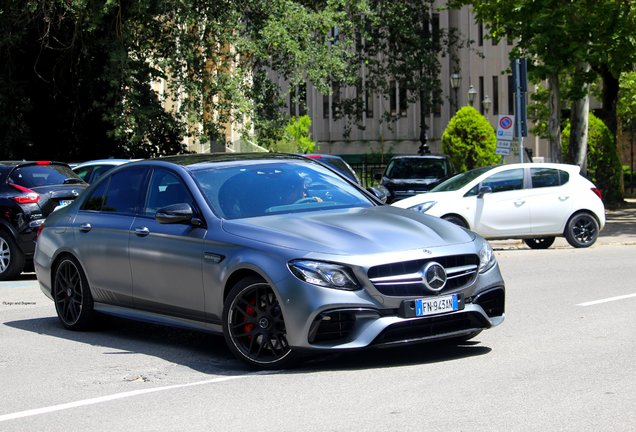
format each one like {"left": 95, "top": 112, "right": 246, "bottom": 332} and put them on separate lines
{"left": 368, "top": 254, "right": 479, "bottom": 297}
{"left": 371, "top": 311, "right": 490, "bottom": 346}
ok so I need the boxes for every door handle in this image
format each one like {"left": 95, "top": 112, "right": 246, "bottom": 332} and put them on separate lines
{"left": 514, "top": 200, "right": 526, "bottom": 207}
{"left": 79, "top": 223, "right": 92, "bottom": 232}
{"left": 559, "top": 196, "right": 569, "bottom": 201}
{"left": 134, "top": 227, "right": 150, "bottom": 236}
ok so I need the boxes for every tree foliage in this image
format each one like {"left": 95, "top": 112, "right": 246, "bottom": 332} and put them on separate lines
{"left": 442, "top": 106, "right": 499, "bottom": 171}
{"left": 271, "top": 115, "right": 315, "bottom": 153}
{"left": 563, "top": 114, "right": 623, "bottom": 204}
{"left": 1, "top": 0, "right": 460, "bottom": 160}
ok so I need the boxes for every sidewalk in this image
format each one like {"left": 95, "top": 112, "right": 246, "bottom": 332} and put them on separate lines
{"left": 491, "top": 197, "right": 636, "bottom": 249}
{"left": 597, "top": 197, "right": 636, "bottom": 245}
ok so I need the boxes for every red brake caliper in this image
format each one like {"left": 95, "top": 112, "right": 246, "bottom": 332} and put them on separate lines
{"left": 243, "top": 296, "right": 256, "bottom": 340}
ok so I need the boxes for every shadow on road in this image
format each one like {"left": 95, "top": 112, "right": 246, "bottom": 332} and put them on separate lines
{"left": 5, "top": 314, "right": 492, "bottom": 374}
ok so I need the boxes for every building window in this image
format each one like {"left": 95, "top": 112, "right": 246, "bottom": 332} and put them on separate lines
{"left": 507, "top": 75, "right": 514, "bottom": 114}
{"left": 479, "top": 76, "right": 484, "bottom": 115}
{"left": 492, "top": 76, "right": 499, "bottom": 115}
{"left": 323, "top": 93, "right": 330, "bottom": 119}
{"left": 323, "top": 82, "right": 341, "bottom": 120}
{"left": 432, "top": 13, "right": 440, "bottom": 49}
{"left": 289, "top": 83, "right": 307, "bottom": 118}
{"left": 390, "top": 81, "right": 408, "bottom": 117}
{"left": 365, "top": 86, "right": 374, "bottom": 118}
{"left": 478, "top": 23, "right": 484, "bottom": 46}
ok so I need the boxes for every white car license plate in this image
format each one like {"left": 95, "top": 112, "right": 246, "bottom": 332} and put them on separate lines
{"left": 415, "top": 294, "right": 459, "bottom": 317}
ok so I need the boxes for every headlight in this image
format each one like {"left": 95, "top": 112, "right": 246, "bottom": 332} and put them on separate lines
{"left": 478, "top": 241, "right": 497, "bottom": 273}
{"left": 408, "top": 201, "right": 436, "bottom": 213}
{"left": 288, "top": 260, "right": 360, "bottom": 290}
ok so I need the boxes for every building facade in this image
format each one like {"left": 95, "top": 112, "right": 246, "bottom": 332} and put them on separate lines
{"left": 285, "top": 3, "right": 550, "bottom": 162}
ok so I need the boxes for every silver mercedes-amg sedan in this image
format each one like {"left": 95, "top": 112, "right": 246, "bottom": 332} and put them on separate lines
{"left": 35, "top": 153, "right": 505, "bottom": 369}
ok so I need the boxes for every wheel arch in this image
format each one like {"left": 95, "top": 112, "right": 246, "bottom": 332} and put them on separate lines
{"left": 564, "top": 209, "right": 601, "bottom": 234}
{"left": 223, "top": 269, "right": 267, "bottom": 303}
{"left": 441, "top": 213, "right": 470, "bottom": 229}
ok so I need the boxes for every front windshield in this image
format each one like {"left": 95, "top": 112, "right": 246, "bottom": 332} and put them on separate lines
{"left": 385, "top": 158, "right": 449, "bottom": 179}
{"left": 192, "top": 161, "right": 373, "bottom": 219}
{"left": 430, "top": 166, "right": 493, "bottom": 192}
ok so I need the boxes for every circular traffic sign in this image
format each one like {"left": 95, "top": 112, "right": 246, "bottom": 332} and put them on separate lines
{"left": 499, "top": 116, "right": 513, "bottom": 129}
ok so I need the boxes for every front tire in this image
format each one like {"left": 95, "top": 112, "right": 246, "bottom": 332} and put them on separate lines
{"left": 565, "top": 213, "right": 599, "bottom": 248}
{"left": 53, "top": 256, "right": 96, "bottom": 330}
{"left": 0, "top": 231, "right": 25, "bottom": 281}
{"left": 223, "top": 277, "right": 296, "bottom": 369}
{"left": 523, "top": 237, "right": 555, "bottom": 249}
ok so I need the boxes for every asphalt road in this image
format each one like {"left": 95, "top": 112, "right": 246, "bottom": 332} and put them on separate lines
{"left": 1, "top": 243, "right": 635, "bottom": 431}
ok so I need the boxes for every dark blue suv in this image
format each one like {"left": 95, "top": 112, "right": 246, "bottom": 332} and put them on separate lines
{"left": 0, "top": 161, "right": 87, "bottom": 280}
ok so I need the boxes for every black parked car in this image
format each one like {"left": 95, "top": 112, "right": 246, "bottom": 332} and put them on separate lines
{"left": 376, "top": 155, "right": 456, "bottom": 203}
{"left": 0, "top": 161, "right": 87, "bottom": 280}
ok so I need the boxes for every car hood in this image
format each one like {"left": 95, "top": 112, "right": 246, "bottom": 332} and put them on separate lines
{"left": 221, "top": 205, "right": 475, "bottom": 254}
{"left": 384, "top": 178, "right": 440, "bottom": 188}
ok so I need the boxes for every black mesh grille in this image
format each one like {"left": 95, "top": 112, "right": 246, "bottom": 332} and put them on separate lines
{"left": 371, "top": 312, "right": 490, "bottom": 346}
{"left": 308, "top": 311, "right": 356, "bottom": 344}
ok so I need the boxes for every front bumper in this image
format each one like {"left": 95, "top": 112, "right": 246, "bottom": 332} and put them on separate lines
{"left": 304, "top": 286, "right": 504, "bottom": 350}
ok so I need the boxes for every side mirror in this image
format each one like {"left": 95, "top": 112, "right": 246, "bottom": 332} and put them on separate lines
{"left": 156, "top": 203, "right": 202, "bottom": 226}
{"left": 477, "top": 186, "right": 493, "bottom": 198}
{"left": 367, "top": 186, "right": 388, "bottom": 203}
{"left": 373, "top": 172, "right": 382, "bottom": 181}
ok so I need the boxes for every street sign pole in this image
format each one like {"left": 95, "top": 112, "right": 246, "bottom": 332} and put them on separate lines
{"left": 514, "top": 59, "right": 525, "bottom": 163}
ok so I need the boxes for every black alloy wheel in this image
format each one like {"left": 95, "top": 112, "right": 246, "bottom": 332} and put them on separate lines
{"left": 53, "top": 257, "right": 95, "bottom": 330}
{"left": 565, "top": 213, "right": 599, "bottom": 248}
{"left": 223, "top": 277, "right": 295, "bottom": 369}
{"left": 523, "top": 237, "right": 556, "bottom": 250}
{"left": 0, "top": 231, "right": 25, "bottom": 281}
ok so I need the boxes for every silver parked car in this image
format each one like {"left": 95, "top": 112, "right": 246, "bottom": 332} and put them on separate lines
{"left": 35, "top": 153, "right": 505, "bottom": 369}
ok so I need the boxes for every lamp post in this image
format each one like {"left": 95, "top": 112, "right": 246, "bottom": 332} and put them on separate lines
{"left": 482, "top": 95, "right": 492, "bottom": 115}
{"left": 467, "top": 85, "right": 477, "bottom": 106}
{"left": 450, "top": 73, "right": 461, "bottom": 113}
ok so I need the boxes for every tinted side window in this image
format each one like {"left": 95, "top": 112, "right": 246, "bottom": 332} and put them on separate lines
{"left": 531, "top": 168, "right": 564, "bottom": 189}
{"left": 101, "top": 168, "right": 147, "bottom": 214}
{"left": 482, "top": 168, "right": 524, "bottom": 193}
{"left": 145, "top": 169, "right": 194, "bottom": 217}
{"left": 81, "top": 179, "right": 108, "bottom": 211}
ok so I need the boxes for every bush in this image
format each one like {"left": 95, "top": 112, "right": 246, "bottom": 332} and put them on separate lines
{"left": 270, "top": 115, "right": 315, "bottom": 153}
{"left": 442, "top": 106, "right": 500, "bottom": 171}
{"left": 562, "top": 113, "right": 623, "bottom": 203}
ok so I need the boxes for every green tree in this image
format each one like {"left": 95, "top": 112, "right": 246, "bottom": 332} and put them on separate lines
{"left": 563, "top": 114, "right": 623, "bottom": 204}
{"left": 339, "top": 1, "right": 461, "bottom": 153}
{"left": 271, "top": 115, "right": 315, "bottom": 153}
{"left": 0, "top": 0, "right": 361, "bottom": 159}
{"left": 461, "top": 0, "right": 636, "bottom": 169}
{"left": 442, "top": 106, "right": 499, "bottom": 171}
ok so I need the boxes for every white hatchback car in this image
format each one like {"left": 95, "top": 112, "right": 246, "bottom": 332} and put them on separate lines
{"left": 392, "top": 163, "right": 606, "bottom": 249}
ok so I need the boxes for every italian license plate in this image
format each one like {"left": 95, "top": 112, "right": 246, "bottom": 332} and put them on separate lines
{"left": 415, "top": 294, "right": 459, "bottom": 317}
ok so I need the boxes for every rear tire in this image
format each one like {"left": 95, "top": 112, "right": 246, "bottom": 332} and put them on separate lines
{"left": 0, "top": 231, "right": 25, "bottom": 281}
{"left": 52, "top": 256, "right": 96, "bottom": 330}
{"left": 565, "top": 213, "right": 599, "bottom": 248}
{"left": 523, "top": 237, "right": 555, "bottom": 249}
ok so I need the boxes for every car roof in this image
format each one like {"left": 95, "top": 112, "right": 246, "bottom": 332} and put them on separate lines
{"left": 389, "top": 154, "right": 450, "bottom": 160}
{"left": 142, "top": 152, "right": 310, "bottom": 169}
{"left": 72, "top": 158, "right": 140, "bottom": 167}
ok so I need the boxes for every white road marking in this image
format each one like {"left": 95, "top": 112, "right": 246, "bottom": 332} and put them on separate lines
{"left": 577, "top": 293, "right": 636, "bottom": 307}
{"left": 0, "top": 373, "right": 267, "bottom": 422}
